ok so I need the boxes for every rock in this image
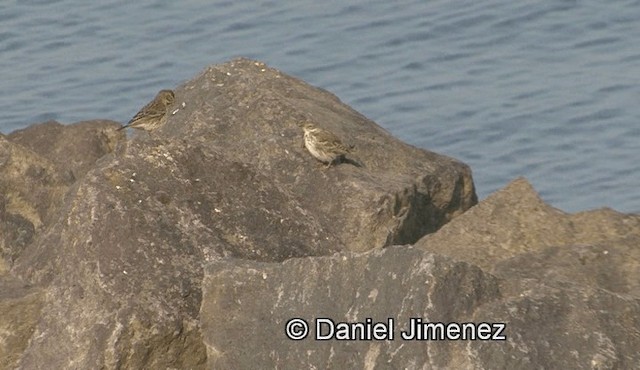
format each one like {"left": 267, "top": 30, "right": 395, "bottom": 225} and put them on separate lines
{"left": 414, "top": 177, "right": 640, "bottom": 368}
{"left": 7, "top": 119, "right": 123, "bottom": 181}
{"left": 160, "top": 58, "right": 477, "bottom": 251}
{"left": 1, "top": 120, "right": 122, "bottom": 267}
{"left": 200, "top": 178, "right": 640, "bottom": 369}
{"left": 15, "top": 136, "right": 344, "bottom": 283}
{"left": 0, "top": 273, "right": 44, "bottom": 370}
{"left": 200, "top": 247, "right": 503, "bottom": 369}
{"left": 5, "top": 58, "right": 637, "bottom": 369}
{"left": 471, "top": 277, "right": 640, "bottom": 369}
{"left": 416, "top": 177, "right": 640, "bottom": 296}
{"left": 12, "top": 137, "right": 339, "bottom": 368}
{"left": 0, "top": 135, "right": 72, "bottom": 265}
{"left": 6, "top": 58, "right": 475, "bottom": 369}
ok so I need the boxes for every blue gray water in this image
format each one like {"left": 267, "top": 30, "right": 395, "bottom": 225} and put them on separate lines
{"left": 2, "top": 0, "right": 639, "bottom": 213}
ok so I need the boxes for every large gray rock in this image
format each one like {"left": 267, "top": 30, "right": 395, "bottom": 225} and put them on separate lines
{"left": 0, "top": 135, "right": 71, "bottom": 265}
{"left": 160, "top": 58, "right": 477, "bottom": 251}
{"left": 5, "top": 58, "right": 475, "bottom": 369}
{"left": 200, "top": 178, "right": 640, "bottom": 369}
{"left": 201, "top": 247, "right": 503, "bottom": 369}
{"left": 0, "top": 274, "right": 44, "bottom": 370}
{"left": 1, "top": 120, "right": 122, "bottom": 267}
{"left": 5, "top": 58, "right": 637, "bottom": 369}
{"left": 7, "top": 119, "right": 122, "bottom": 181}
{"left": 417, "top": 177, "right": 640, "bottom": 296}
{"left": 472, "top": 278, "right": 640, "bottom": 369}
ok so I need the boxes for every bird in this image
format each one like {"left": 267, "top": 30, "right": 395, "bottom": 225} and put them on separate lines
{"left": 117, "top": 89, "right": 175, "bottom": 131}
{"left": 301, "top": 121, "right": 352, "bottom": 168}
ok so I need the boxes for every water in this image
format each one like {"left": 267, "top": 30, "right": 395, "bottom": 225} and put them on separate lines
{"left": 1, "top": 0, "right": 639, "bottom": 213}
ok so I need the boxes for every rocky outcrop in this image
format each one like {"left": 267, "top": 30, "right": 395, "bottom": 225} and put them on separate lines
{"left": 1, "top": 135, "right": 71, "bottom": 265}
{"left": 2, "top": 58, "right": 475, "bottom": 369}
{"left": 1, "top": 120, "right": 121, "bottom": 266}
{"left": 7, "top": 120, "right": 122, "bottom": 181}
{"left": 2, "top": 58, "right": 637, "bottom": 369}
{"left": 416, "top": 178, "right": 640, "bottom": 296}
{"left": 0, "top": 274, "right": 43, "bottom": 370}
{"left": 200, "top": 178, "right": 640, "bottom": 369}
{"left": 158, "top": 59, "right": 476, "bottom": 251}
{"left": 201, "top": 247, "right": 503, "bottom": 369}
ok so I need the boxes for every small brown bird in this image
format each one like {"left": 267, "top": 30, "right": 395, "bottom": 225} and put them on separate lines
{"left": 118, "top": 89, "right": 175, "bottom": 131}
{"left": 302, "top": 122, "right": 351, "bottom": 168}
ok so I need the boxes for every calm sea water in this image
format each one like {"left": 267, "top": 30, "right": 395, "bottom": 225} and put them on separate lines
{"left": 2, "top": 0, "right": 639, "bottom": 213}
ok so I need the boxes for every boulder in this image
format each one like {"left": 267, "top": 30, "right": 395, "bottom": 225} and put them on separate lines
{"left": 0, "top": 274, "right": 44, "bottom": 370}
{"left": 416, "top": 177, "right": 640, "bottom": 296}
{"left": 159, "top": 58, "right": 477, "bottom": 251}
{"left": 5, "top": 58, "right": 636, "bottom": 369}
{"left": 6, "top": 58, "right": 475, "bottom": 369}
{"left": 200, "top": 177, "right": 640, "bottom": 369}
{"left": 1, "top": 120, "right": 122, "bottom": 267}
{"left": 201, "top": 247, "right": 503, "bottom": 369}
{"left": 0, "top": 135, "right": 71, "bottom": 265}
{"left": 7, "top": 119, "right": 122, "bottom": 181}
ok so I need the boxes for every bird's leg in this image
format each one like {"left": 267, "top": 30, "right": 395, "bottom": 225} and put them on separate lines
{"left": 325, "top": 159, "right": 337, "bottom": 169}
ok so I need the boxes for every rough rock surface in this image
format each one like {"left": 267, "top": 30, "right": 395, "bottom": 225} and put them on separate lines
{"left": 1, "top": 135, "right": 71, "bottom": 265}
{"left": 417, "top": 178, "right": 640, "bottom": 296}
{"left": 2, "top": 58, "right": 476, "bottom": 369}
{"left": 159, "top": 59, "right": 477, "bottom": 251}
{"left": 201, "top": 247, "right": 503, "bottom": 369}
{"left": 7, "top": 120, "right": 122, "bottom": 180}
{"left": 200, "top": 178, "right": 640, "bottom": 369}
{"left": 0, "top": 274, "right": 43, "bottom": 370}
{"left": 1, "top": 120, "right": 121, "bottom": 266}
{"left": 2, "top": 58, "right": 638, "bottom": 369}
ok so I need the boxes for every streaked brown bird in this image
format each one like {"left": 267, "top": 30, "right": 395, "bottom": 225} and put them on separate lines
{"left": 302, "top": 121, "right": 351, "bottom": 168}
{"left": 118, "top": 89, "right": 175, "bottom": 131}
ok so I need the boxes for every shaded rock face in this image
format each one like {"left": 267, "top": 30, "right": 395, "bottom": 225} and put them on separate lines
{"left": 0, "top": 121, "right": 126, "bottom": 369}
{"left": 3, "top": 59, "right": 475, "bottom": 369}
{"left": 1, "top": 120, "right": 121, "bottom": 265}
{"left": 0, "top": 275, "right": 44, "bottom": 370}
{"left": 1, "top": 135, "right": 71, "bottom": 266}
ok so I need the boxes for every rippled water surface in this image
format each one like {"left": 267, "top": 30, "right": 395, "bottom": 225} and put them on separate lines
{"left": 2, "top": 0, "right": 639, "bottom": 212}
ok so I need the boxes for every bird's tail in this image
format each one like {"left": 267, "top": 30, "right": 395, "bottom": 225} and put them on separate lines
{"left": 343, "top": 155, "right": 364, "bottom": 168}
